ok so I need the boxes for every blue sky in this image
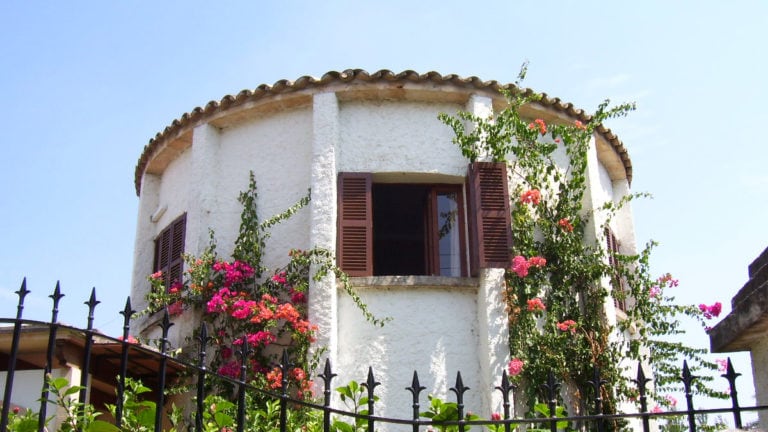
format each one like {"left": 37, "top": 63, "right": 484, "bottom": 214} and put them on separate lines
{"left": 1, "top": 0, "right": 766, "bottom": 412}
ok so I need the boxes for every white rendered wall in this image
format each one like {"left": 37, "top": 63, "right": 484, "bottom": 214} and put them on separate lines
{"left": 338, "top": 100, "right": 466, "bottom": 175}
{"left": 337, "top": 282, "right": 484, "bottom": 419}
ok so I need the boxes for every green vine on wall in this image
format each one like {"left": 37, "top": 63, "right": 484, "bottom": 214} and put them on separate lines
{"left": 440, "top": 64, "right": 723, "bottom": 420}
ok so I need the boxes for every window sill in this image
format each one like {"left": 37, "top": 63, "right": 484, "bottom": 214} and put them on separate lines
{"left": 349, "top": 275, "right": 479, "bottom": 290}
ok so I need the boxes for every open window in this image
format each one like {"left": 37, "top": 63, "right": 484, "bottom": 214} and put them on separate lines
{"left": 153, "top": 213, "right": 186, "bottom": 289}
{"left": 337, "top": 163, "right": 511, "bottom": 277}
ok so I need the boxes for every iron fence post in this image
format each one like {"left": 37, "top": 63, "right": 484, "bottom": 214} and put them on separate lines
{"left": 0, "top": 278, "right": 29, "bottom": 432}
{"left": 406, "top": 371, "right": 426, "bottom": 432}
{"left": 38, "top": 282, "right": 64, "bottom": 432}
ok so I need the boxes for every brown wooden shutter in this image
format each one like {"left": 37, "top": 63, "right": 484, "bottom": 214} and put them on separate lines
{"left": 604, "top": 227, "right": 626, "bottom": 311}
{"left": 467, "top": 162, "right": 512, "bottom": 276}
{"left": 337, "top": 173, "right": 372, "bottom": 276}
{"left": 154, "top": 213, "right": 186, "bottom": 289}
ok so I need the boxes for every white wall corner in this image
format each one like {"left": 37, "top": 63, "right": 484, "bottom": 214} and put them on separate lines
{"left": 477, "top": 268, "right": 510, "bottom": 416}
{"left": 130, "top": 173, "right": 161, "bottom": 319}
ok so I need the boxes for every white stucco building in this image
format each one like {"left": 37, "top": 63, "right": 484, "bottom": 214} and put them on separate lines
{"left": 129, "top": 69, "right": 635, "bottom": 420}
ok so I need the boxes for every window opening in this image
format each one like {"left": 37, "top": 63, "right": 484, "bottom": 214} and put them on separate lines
{"left": 371, "top": 184, "right": 465, "bottom": 277}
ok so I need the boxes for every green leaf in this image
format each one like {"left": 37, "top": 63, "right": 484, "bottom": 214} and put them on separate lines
{"left": 85, "top": 420, "right": 121, "bottom": 432}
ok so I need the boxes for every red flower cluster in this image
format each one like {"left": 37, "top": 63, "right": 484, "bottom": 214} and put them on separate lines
{"left": 557, "top": 320, "right": 578, "bottom": 334}
{"left": 520, "top": 189, "right": 541, "bottom": 205}
{"left": 526, "top": 297, "right": 546, "bottom": 312}
{"left": 528, "top": 118, "right": 547, "bottom": 135}
{"left": 558, "top": 218, "right": 574, "bottom": 232}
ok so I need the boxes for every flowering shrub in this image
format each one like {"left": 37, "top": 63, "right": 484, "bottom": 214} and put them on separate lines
{"left": 440, "top": 64, "right": 725, "bottom": 416}
{"left": 143, "top": 172, "right": 384, "bottom": 401}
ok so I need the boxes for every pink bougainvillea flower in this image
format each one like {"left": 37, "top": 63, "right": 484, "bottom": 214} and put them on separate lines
{"left": 271, "top": 271, "right": 287, "bottom": 284}
{"left": 699, "top": 302, "right": 722, "bottom": 319}
{"left": 290, "top": 290, "right": 307, "bottom": 303}
{"left": 520, "top": 189, "right": 541, "bottom": 205}
{"left": 168, "top": 301, "right": 184, "bottom": 316}
{"left": 665, "top": 394, "right": 677, "bottom": 407}
{"left": 648, "top": 286, "right": 661, "bottom": 298}
{"left": 217, "top": 361, "right": 240, "bottom": 379}
{"left": 557, "top": 320, "right": 578, "bottom": 334}
{"left": 558, "top": 218, "right": 574, "bottom": 232}
{"left": 526, "top": 297, "right": 546, "bottom": 312}
{"left": 511, "top": 255, "right": 530, "bottom": 278}
{"left": 716, "top": 358, "right": 728, "bottom": 372}
{"left": 491, "top": 413, "right": 502, "bottom": 421}
{"left": 651, "top": 405, "right": 663, "bottom": 413}
{"left": 508, "top": 358, "right": 524, "bottom": 376}
{"left": 528, "top": 256, "right": 546, "bottom": 267}
{"left": 118, "top": 335, "right": 139, "bottom": 344}
{"left": 657, "top": 273, "right": 679, "bottom": 287}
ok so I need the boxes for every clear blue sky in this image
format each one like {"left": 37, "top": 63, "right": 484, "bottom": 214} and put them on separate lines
{"left": 1, "top": 0, "right": 766, "bottom": 411}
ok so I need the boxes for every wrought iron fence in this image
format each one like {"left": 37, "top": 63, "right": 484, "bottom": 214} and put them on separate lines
{"left": 1, "top": 279, "right": 765, "bottom": 432}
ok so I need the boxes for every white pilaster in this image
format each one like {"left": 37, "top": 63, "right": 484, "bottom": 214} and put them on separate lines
{"left": 309, "top": 92, "right": 340, "bottom": 369}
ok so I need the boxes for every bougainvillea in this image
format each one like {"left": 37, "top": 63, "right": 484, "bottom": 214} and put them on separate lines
{"left": 440, "top": 64, "right": 724, "bottom": 419}
{"left": 143, "top": 172, "right": 384, "bottom": 400}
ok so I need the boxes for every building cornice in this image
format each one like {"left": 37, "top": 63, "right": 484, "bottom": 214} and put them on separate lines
{"left": 134, "top": 69, "right": 633, "bottom": 195}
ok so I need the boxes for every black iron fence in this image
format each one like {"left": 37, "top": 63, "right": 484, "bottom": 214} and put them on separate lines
{"left": 1, "top": 279, "right": 765, "bottom": 432}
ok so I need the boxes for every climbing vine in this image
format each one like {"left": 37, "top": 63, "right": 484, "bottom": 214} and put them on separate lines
{"left": 440, "top": 64, "right": 723, "bottom": 420}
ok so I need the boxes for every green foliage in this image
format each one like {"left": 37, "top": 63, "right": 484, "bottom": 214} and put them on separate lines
{"left": 44, "top": 375, "right": 120, "bottom": 432}
{"left": 419, "top": 395, "right": 481, "bottom": 432}
{"left": 5, "top": 407, "right": 41, "bottom": 432}
{"left": 106, "top": 377, "right": 159, "bottom": 431}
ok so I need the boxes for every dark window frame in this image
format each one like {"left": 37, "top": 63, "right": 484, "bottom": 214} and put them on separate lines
{"left": 338, "top": 163, "right": 511, "bottom": 278}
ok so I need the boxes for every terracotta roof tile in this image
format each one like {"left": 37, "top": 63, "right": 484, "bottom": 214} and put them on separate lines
{"left": 134, "top": 69, "right": 632, "bottom": 195}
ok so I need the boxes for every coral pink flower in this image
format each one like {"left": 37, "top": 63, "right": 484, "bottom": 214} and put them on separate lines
{"left": 491, "top": 413, "right": 502, "bottom": 421}
{"left": 557, "top": 320, "right": 578, "bottom": 334}
{"left": 118, "top": 335, "right": 139, "bottom": 344}
{"left": 528, "top": 118, "right": 547, "bottom": 135}
{"left": 574, "top": 120, "right": 586, "bottom": 130}
{"left": 520, "top": 189, "right": 541, "bottom": 205}
{"left": 508, "top": 358, "right": 524, "bottom": 376}
{"left": 511, "top": 255, "right": 530, "bottom": 277}
{"left": 267, "top": 368, "right": 283, "bottom": 389}
{"left": 526, "top": 297, "right": 546, "bottom": 312}
{"left": 528, "top": 256, "right": 546, "bottom": 267}
{"left": 558, "top": 218, "right": 574, "bottom": 232}
{"left": 150, "top": 271, "right": 163, "bottom": 280}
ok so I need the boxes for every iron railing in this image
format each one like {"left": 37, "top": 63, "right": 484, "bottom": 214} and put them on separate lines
{"left": 0, "top": 278, "right": 765, "bottom": 432}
